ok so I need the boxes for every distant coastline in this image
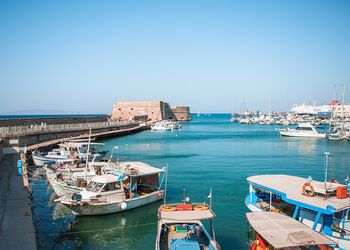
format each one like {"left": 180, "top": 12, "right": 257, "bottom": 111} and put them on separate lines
{"left": 0, "top": 114, "right": 107, "bottom": 120}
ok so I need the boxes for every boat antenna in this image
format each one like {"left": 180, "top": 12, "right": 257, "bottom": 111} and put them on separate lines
{"left": 324, "top": 152, "right": 330, "bottom": 197}
{"left": 208, "top": 188, "right": 212, "bottom": 208}
{"left": 84, "top": 127, "right": 92, "bottom": 180}
{"left": 164, "top": 163, "right": 168, "bottom": 204}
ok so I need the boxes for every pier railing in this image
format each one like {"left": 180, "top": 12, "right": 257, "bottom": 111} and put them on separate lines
{"left": 0, "top": 120, "right": 135, "bottom": 137}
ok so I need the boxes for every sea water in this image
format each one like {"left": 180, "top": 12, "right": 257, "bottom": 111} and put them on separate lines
{"left": 31, "top": 114, "right": 350, "bottom": 249}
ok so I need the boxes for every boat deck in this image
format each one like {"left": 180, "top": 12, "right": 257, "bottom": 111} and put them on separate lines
{"left": 248, "top": 175, "right": 349, "bottom": 212}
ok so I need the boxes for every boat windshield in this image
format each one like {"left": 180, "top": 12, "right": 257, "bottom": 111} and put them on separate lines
{"left": 86, "top": 181, "right": 104, "bottom": 192}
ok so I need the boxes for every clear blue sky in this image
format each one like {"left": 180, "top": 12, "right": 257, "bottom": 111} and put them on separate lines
{"left": 0, "top": 0, "right": 349, "bottom": 114}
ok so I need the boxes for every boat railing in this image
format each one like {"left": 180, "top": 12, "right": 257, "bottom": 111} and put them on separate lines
{"left": 0, "top": 120, "right": 138, "bottom": 136}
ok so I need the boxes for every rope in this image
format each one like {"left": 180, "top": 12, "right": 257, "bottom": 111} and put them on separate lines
{"left": 60, "top": 221, "right": 157, "bottom": 236}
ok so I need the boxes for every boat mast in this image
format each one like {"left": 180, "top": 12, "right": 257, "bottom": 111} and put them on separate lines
{"left": 84, "top": 127, "right": 92, "bottom": 180}
{"left": 324, "top": 152, "right": 330, "bottom": 198}
{"left": 164, "top": 163, "right": 168, "bottom": 204}
{"left": 341, "top": 85, "right": 345, "bottom": 137}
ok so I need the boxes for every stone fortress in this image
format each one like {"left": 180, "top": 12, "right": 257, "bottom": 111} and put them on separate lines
{"left": 111, "top": 101, "right": 191, "bottom": 122}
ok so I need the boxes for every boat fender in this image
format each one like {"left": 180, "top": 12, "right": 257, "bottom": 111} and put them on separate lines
{"left": 302, "top": 182, "right": 315, "bottom": 197}
{"left": 157, "top": 192, "right": 162, "bottom": 198}
{"left": 72, "top": 193, "right": 82, "bottom": 202}
{"left": 120, "top": 202, "right": 127, "bottom": 210}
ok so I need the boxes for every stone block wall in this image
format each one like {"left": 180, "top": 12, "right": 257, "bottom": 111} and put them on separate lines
{"left": 171, "top": 106, "right": 192, "bottom": 121}
{"left": 111, "top": 101, "right": 176, "bottom": 121}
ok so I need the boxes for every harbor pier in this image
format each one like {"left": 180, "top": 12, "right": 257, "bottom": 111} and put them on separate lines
{"left": 0, "top": 153, "right": 36, "bottom": 250}
{"left": 0, "top": 120, "right": 145, "bottom": 153}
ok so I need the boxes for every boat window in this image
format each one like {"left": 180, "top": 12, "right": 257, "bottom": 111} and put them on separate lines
{"left": 296, "top": 127, "right": 313, "bottom": 131}
{"left": 86, "top": 181, "right": 104, "bottom": 192}
{"left": 101, "top": 182, "right": 121, "bottom": 192}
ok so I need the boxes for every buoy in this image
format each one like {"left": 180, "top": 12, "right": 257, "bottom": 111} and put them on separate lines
{"left": 157, "top": 192, "right": 163, "bottom": 198}
{"left": 120, "top": 202, "right": 127, "bottom": 210}
{"left": 302, "top": 182, "right": 315, "bottom": 197}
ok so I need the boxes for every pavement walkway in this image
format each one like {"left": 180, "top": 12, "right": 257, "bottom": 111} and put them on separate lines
{"left": 0, "top": 153, "right": 36, "bottom": 250}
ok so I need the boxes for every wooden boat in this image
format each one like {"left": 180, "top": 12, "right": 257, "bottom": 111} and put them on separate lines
{"left": 245, "top": 174, "right": 350, "bottom": 249}
{"left": 155, "top": 202, "right": 220, "bottom": 250}
{"left": 58, "top": 162, "right": 166, "bottom": 215}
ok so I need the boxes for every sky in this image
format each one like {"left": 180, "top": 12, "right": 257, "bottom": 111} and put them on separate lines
{"left": 0, "top": 0, "right": 350, "bottom": 114}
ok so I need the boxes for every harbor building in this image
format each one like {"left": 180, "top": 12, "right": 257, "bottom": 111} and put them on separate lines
{"left": 111, "top": 101, "right": 191, "bottom": 122}
{"left": 291, "top": 100, "right": 350, "bottom": 118}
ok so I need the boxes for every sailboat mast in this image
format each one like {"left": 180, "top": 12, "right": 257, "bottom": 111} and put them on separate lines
{"left": 84, "top": 127, "right": 92, "bottom": 180}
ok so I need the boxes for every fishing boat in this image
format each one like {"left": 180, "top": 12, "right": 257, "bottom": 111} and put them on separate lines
{"left": 151, "top": 121, "right": 173, "bottom": 131}
{"left": 278, "top": 123, "right": 326, "bottom": 138}
{"left": 45, "top": 160, "right": 105, "bottom": 197}
{"left": 32, "top": 141, "right": 106, "bottom": 166}
{"left": 155, "top": 201, "right": 220, "bottom": 249}
{"left": 245, "top": 153, "right": 350, "bottom": 249}
{"left": 247, "top": 212, "right": 335, "bottom": 249}
{"left": 58, "top": 162, "right": 167, "bottom": 215}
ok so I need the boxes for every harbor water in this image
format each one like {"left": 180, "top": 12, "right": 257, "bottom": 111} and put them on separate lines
{"left": 32, "top": 114, "right": 350, "bottom": 249}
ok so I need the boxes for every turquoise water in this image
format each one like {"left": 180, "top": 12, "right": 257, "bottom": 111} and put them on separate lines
{"left": 31, "top": 114, "right": 350, "bottom": 249}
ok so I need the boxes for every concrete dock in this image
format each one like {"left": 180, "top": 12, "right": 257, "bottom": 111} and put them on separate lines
{"left": 0, "top": 153, "right": 36, "bottom": 250}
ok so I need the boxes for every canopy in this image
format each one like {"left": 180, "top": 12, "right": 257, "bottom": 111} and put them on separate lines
{"left": 247, "top": 175, "right": 350, "bottom": 212}
{"left": 246, "top": 212, "right": 335, "bottom": 249}
{"left": 91, "top": 174, "right": 126, "bottom": 183}
{"left": 160, "top": 210, "right": 216, "bottom": 221}
{"left": 118, "top": 162, "right": 165, "bottom": 176}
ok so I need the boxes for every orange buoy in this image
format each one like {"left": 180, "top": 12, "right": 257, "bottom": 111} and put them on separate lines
{"left": 303, "top": 182, "right": 315, "bottom": 197}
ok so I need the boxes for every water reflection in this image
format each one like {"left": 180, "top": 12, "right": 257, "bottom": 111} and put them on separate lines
{"left": 56, "top": 202, "right": 161, "bottom": 249}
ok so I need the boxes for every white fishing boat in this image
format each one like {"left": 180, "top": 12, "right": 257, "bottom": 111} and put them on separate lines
{"left": 164, "top": 120, "right": 181, "bottom": 130}
{"left": 58, "top": 162, "right": 167, "bottom": 215}
{"left": 32, "top": 141, "right": 106, "bottom": 166}
{"left": 278, "top": 123, "right": 326, "bottom": 138}
{"left": 151, "top": 121, "right": 173, "bottom": 131}
{"left": 155, "top": 202, "right": 220, "bottom": 250}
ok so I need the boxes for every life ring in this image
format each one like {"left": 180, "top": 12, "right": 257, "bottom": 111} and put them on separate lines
{"left": 194, "top": 204, "right": 209, "bottom": 211}
{"left": 330, "top": 179, "right": 339, "bottom": 184}
{"left": 303, "top": 182, "right": 315, "bottom": 197}
{"left": 161, "top": 205, "right": 176, "bottom": 211}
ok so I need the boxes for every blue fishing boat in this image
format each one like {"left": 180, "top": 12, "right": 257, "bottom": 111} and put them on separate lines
{"left": 245, "top": 172, "right": 350, "bottom": 249}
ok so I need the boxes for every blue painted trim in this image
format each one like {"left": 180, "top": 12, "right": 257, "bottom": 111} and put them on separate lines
{"left": 293, "top": 205, "right": 299, "bottom": 219}
{"left": 249, "top": 181, "right": 341, "bottom": 215}
{"left": 312, "top": 212, "right": 322, "bottom": 230}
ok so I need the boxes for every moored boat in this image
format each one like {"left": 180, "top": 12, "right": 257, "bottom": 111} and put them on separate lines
{"left": 278, "top": 123, "right": 326, "bottom": 138}
{"left": 155, "top": 202, "right": 220, "bottom": 250}
{"left": 32, "top": 141, "right": 106, "bottom": 166}
{"left": 58, "top": 162, "right": 167, "bottom": 215}
{"left": 245, "top": 174, "right": 350, "bottom": 249}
